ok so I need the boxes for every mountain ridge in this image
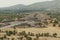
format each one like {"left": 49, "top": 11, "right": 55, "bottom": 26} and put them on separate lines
{"left": 0, "top": 0, "right": 60, "bottom": 12}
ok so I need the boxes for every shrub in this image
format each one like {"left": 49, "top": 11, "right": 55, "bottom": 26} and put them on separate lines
{"left": 53, "top": 23, "right": 56, "bottom": 27}
{"left": 19, "top": 31, "right": 26, "bottom": 35}
{"left": 28, "top": 32, "right": 34, "bottom": 36}
{"left": 30, "top": 33, "right": 34, "bottom": 36}
{"left": 12, "top": 38, "right": 14, "bottom": 40}
{"left": 0, "top": 37, "right": 4, "bottom": 40}
{"left": 13, "top": 30, "right": 17, "bottom": 35}
{"left": 44, "top": 33, "right": 49, "bottom": 37}
{"left": 34, "top": 38, "right": 37, "bottom": 40}
{"left": 5, "top": 31, "right": 12, "bottom": 36}
{"left": 20, "top": 37, "right": 23, "bottom": 40}
{"left": 40, "top": 33, "right": 43, "bottom": 37}
{"left": 28, "top": 32, "right": 30, "bottom": 35}
{"left": 53, "top": 33, "right": 57, "bottom": 37}
{"left": 24, "top": 34, "right": 28, "bottom": 38}
{"left": 36, "top": 34, "right": 40, "bottom": 38}
{"left": 58, "top": 24, "right": 60, "bottom": 27}
{"left": 26, "top": 37, "right": 32, "bottom": 40}
{"left": 3, "top": 35, "right": 7, "bottom": 38}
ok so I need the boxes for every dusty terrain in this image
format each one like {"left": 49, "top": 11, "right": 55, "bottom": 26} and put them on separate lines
{"left": 0, "top": 25, "right": 60, "bottom": 40}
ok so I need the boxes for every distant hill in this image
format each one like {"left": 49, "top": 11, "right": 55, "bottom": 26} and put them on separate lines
{"left": 0, "top": 0, "right": 60, "bottom": 12}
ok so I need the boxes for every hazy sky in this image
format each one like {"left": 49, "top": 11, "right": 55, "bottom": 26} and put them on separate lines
{"left": 0, "top": 0, "right": 52, "bottom": 7}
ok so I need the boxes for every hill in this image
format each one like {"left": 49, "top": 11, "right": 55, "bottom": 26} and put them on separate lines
{"left": 0, "top": 0, "right": 60, "bottom": 12}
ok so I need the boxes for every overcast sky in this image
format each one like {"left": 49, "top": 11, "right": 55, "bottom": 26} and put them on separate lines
{"left": 0, "top": 0, "right": 52, "bottom": 7}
